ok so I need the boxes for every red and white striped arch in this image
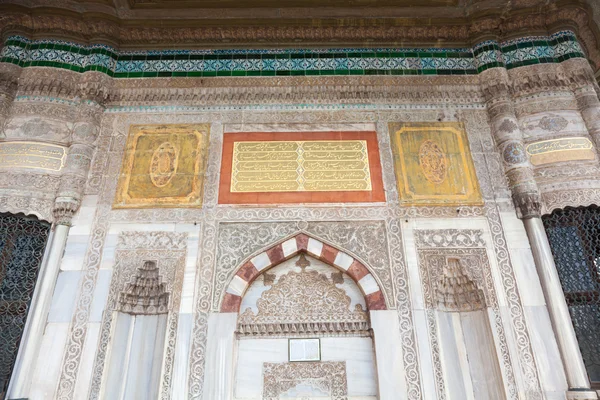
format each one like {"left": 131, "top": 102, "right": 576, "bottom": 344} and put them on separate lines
{"left": 220, "top": 233, "right": 388, "bottom": 312}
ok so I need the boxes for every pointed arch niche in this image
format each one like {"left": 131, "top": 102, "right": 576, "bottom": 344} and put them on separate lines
{"left": 203, "top": 233, "right": 405, "bottom": 400}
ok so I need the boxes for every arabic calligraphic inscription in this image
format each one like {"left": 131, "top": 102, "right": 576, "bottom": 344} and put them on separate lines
{"left": 0, "top": 142, "right": 66, "bottom": 171}
{"left": 231, "top": 140, "right": 372, "bottom": 193}
{"left": 219, "top": 131, "right": 385, "bottom": 204}
{"left": 526, "top": 137, "right": 595, "bottom": 166}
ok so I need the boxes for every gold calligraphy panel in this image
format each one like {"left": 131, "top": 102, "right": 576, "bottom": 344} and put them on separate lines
{"left": 113, "top": 124, "right": 210, "bottom": 208}
{"left": 389, "top": 122, "right": 482, "bottom": 206}
{"left": 0, "top": 141, "right": 66, "bottom": 171}
{"left": 230, "top": 140, "right": 372, "bottom": 192}
{"left": 526, "top": 137, "right": 595, "bottom": 166}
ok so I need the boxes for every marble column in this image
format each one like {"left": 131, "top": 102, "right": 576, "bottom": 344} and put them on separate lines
{"left": 371, "top": 310, "right": 407, "bottom": 400}
{"left": 202, "top": 312, "right": 238, "bottom": 400}
{"left": 8, "top": 71, "right": 107, "bottom": 398}
{"left": 7, "top": 222, "right": 71, "bottom": 398}
{"left": 481, "top": 67, "right": 598, "bottom": 399}
{"left": 522, "top": 216, "right": 595, "bottom": 397}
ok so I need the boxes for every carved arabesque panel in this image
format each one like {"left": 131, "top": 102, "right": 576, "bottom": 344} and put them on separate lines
{"left": 212, "top": 221, "right": 298, "bottom": 311}
{"left": 262, "top": 361, "right": 348, "bottom": 400}
{"left": 306, "top": 220, "right": 394, "bottom": 307}
{"left": 238, "top": 254, "right": 369, "bottom": 337}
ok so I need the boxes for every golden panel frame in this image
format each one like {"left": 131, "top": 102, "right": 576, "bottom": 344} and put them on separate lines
{"left": 389, "top": 122, "right": 482, "bottom": 206}
{"left": 114, "top": 124, "right": 210, "bottom": 209}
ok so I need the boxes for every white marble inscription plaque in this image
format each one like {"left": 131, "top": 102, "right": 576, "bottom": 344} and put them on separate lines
{"left": 289, "top": 338, "right": 321, "bottom": 362}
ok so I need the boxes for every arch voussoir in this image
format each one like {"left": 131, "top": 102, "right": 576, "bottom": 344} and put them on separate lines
{"left": 220, "top": 233, "right": 387, "bottom": 312}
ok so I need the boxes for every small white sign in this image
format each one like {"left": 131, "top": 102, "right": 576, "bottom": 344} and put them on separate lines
{"left": 289, "top": 338, "right": 321, "bottom": 362}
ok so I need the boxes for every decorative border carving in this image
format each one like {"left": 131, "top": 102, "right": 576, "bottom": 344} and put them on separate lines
{"left": 88, "top": 231, "right": 187, "bottom": 400}
{"left": 415, "top": 229, "right": 517, "bottom": 399}
{"left": 542, "top": 188, "right": 600, "bottom": 214}
{"left": 0, "top": 194, "right": 53, "bottom": 222}
{"left": 484, "top": 205, "right": 543, "bottom": 398}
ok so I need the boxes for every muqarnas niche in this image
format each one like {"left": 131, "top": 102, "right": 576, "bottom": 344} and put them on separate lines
{"left": 389, "top": 122, "right": 482, "bottom": 206}
{"left": 114, "top": 124, "right": 210, "bottom": 208}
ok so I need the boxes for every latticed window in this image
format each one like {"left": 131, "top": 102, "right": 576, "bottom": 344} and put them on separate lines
{"left": 0, "top": 213, "right": 50, "bottom": 398}
{"left": 543, "top": 206, "right": 600, "bottom": 386}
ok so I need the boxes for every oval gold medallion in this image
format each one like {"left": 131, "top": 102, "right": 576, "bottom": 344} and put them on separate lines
{"left": 418, "top": 140, "right": 447, "bottom": 184}
{"left": 150, "top": 142, "right": 178, "bottom": 187}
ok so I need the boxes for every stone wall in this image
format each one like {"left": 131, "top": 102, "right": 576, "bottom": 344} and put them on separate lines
{"left": 1, "top": 29, "right": 599, "bottom": 399}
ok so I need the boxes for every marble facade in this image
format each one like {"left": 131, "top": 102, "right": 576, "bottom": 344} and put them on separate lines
{"left": 1, "top": 5, "right": 600, "bottom": 399}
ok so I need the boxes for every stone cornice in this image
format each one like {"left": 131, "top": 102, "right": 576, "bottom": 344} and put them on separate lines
{"left": 9, "top": 70, "right": 484, "bottom": 106}
{"left": 1, "top": 2, "right": 599, "bottom": 74}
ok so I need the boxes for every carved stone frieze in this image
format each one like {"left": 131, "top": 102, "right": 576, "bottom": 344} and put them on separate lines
{"left": 508, "top": 63, "right": 569, "bottom": 97}
{"left": 263, "top": 361, "right": 348, "bottom": 400}
{"left": 414, "top": 229, "right": 486, "bottom": 248}
{"left": 0, "top": 171, "right": 60, "bottom": 191}
{"left": 16, "top": 67, "right": 81, "bottom": 100}
{"left": 0, "top": 193, "right": 53, "bottom": 222}
{"left": 542, "top": 188, "right": 600, "bottom": 214}
{"left": 535, "top": 162, "right": 600, "bottom": 182}
{"left": 514, "top": 93, "right": 579, "bottom": 118}
{"left": 561, "top": 58, "right": 599, "bottom": 89}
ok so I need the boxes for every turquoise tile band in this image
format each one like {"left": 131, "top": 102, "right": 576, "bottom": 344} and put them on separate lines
{"left": 0, "top": 31, "right": 586, "bottom": 78}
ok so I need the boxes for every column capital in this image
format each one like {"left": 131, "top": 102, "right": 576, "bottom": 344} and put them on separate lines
{"left": 52, "top": 196, "right": 80, "bottom": 226}
{"left": 513, "top": 191, "right": 542, "bottom": 219}
{"left": 479, "top": 67, "right": 512, "bottom": 102}
{"left": 561, "top": 58, "right": 599, "bottom": 90}
{"left": 78, "top": 71, "right": 112, "bottom": 106}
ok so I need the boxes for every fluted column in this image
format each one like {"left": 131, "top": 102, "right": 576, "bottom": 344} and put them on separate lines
{"left": 0, "top": 64, "right": 20, "bottom": 135}
{"left": 480, "top": 67, "right": 598, "bottom": 399}
{"left": 562, "top": 58, "right": 600, "bottom": 150}
{"left": 7, "top": 72, "right": 108, "bottom": 399}
{"left": 480, "top": 68, "right": 539, "bottom": 216}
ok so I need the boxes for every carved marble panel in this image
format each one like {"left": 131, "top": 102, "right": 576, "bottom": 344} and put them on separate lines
{"left": 262, "top": 361, "right": 348, "bottom": 400}
{"left": 56, "top": 109, "right": 496, "bottom": 400}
